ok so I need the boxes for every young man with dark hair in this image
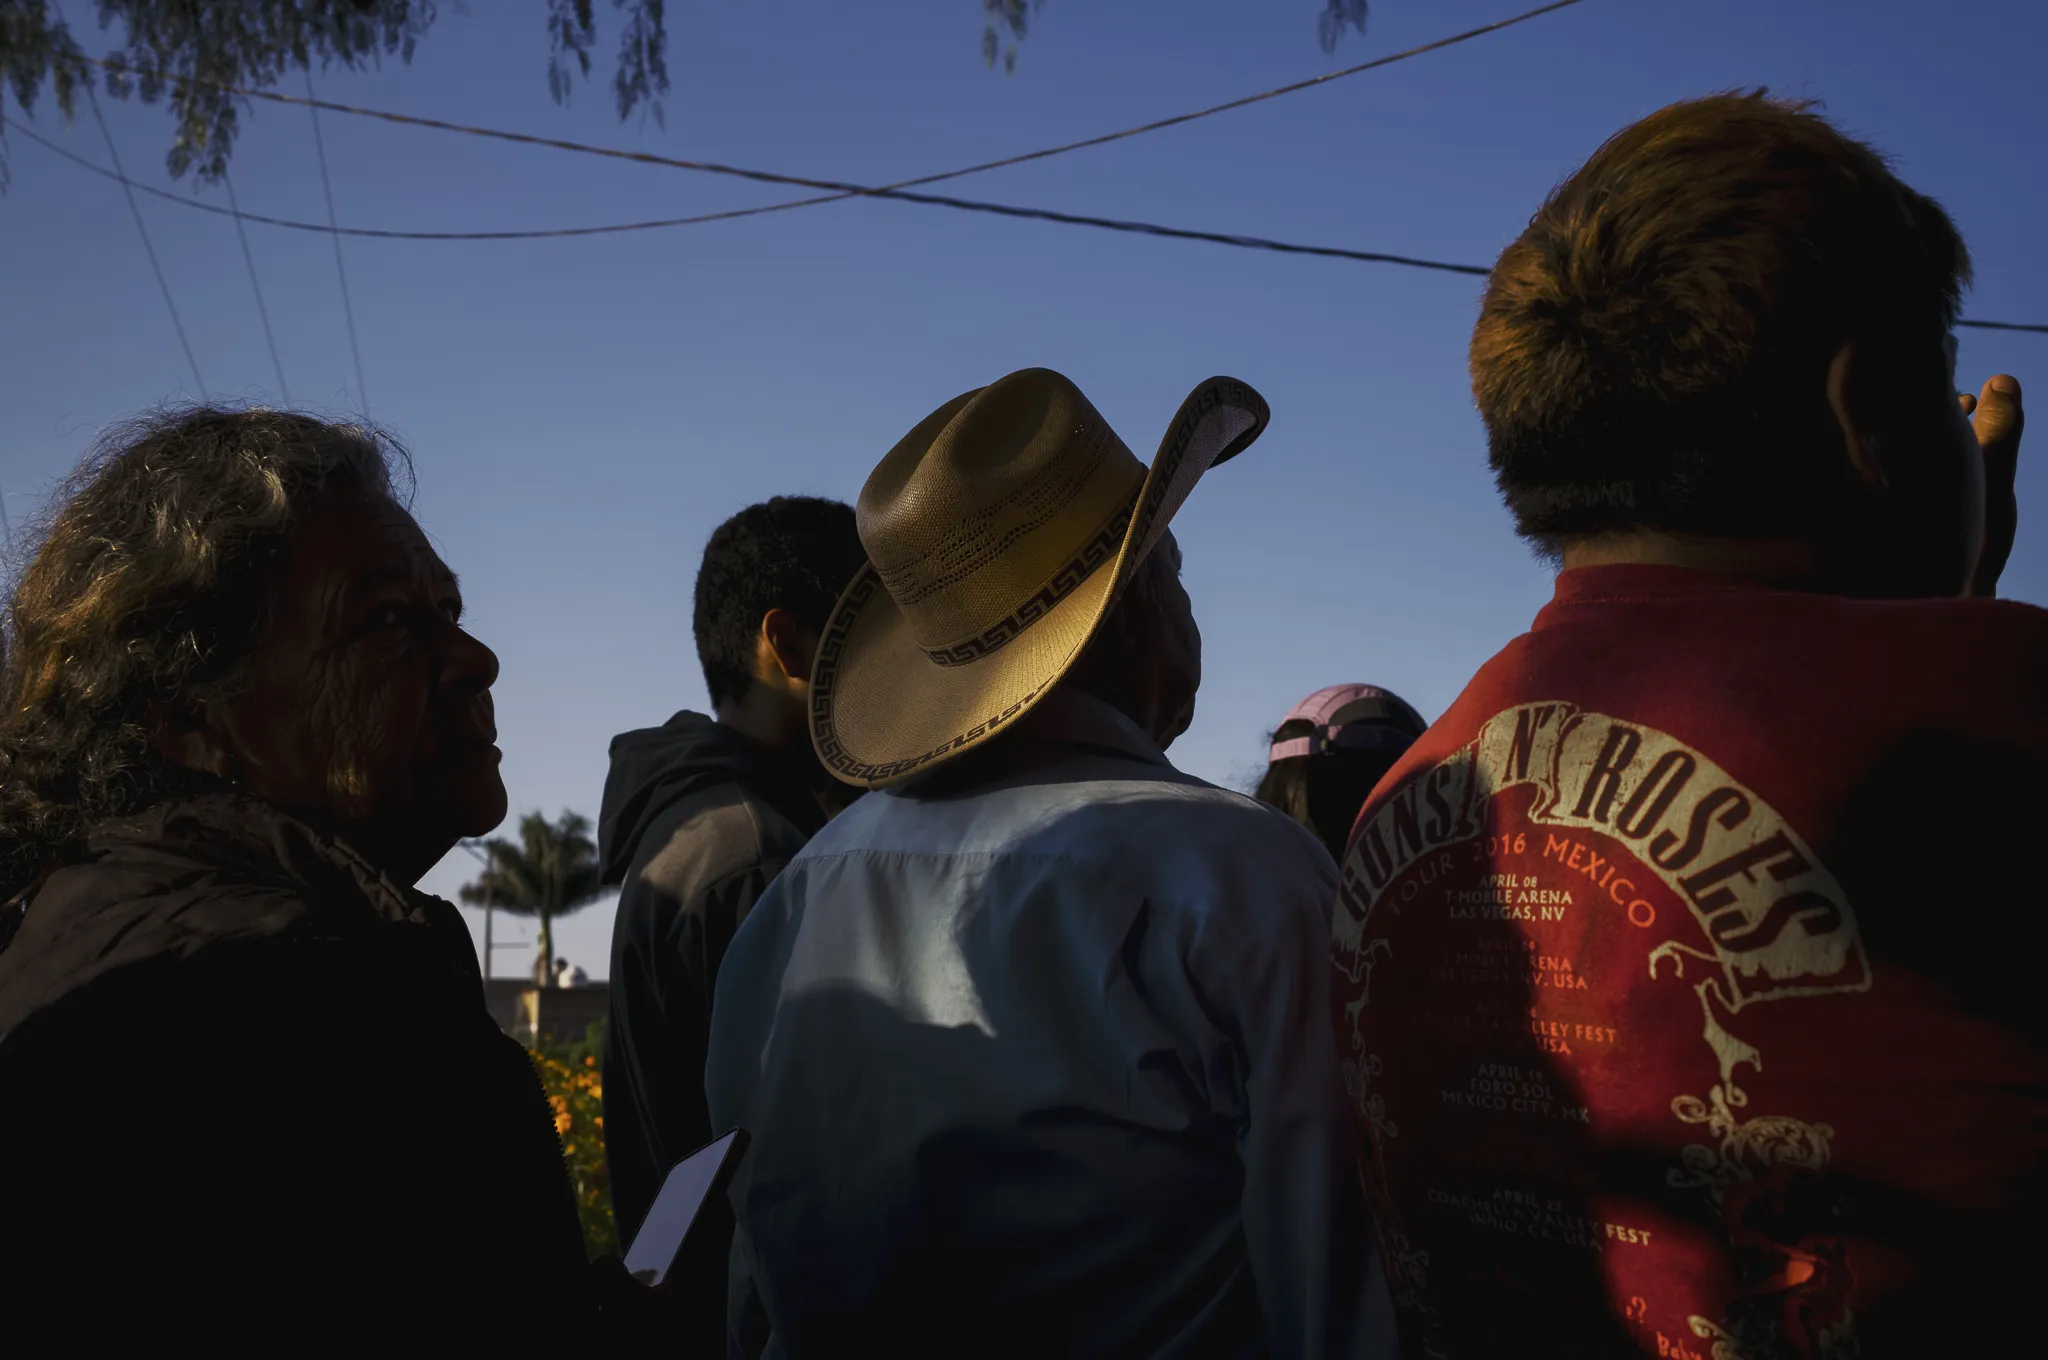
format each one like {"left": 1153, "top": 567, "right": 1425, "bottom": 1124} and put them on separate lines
{"left": 599, "top": 496, "right": 865, "bottom": 1309}
{"left": 1334, "top": 94, "right": 2033, "bottom": 1357}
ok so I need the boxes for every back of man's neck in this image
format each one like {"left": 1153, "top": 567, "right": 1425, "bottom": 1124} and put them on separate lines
{"left": 1560, "top": 531, "right": 1823, "bottom": 591}
{"left": 714, "top": 686, "right": 810, "bottom": 756}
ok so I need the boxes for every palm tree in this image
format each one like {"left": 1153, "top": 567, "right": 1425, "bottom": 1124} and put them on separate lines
{"left": 459, "top": 810, "right": 606, "bottom": 989}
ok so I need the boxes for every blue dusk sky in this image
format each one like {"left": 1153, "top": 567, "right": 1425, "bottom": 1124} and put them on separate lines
{"left": 3, "top": 0, "right": 2042, "bottom": 976}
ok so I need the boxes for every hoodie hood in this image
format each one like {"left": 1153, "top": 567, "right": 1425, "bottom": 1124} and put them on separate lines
{"left": 597, "top": 711, "right": 830, "bottom": 885}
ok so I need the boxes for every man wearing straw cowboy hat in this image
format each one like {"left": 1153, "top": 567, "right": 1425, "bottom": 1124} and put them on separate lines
{"left": 706, "top": 369, "right": 1391, "bottom": 1356}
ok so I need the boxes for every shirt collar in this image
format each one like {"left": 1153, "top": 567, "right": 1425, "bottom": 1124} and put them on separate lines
{"left": 1014, "top": 686, "right": 1174, "bottom": 770}
{"left": 1547, "top": 564, "right": 1760, "bottom": 609}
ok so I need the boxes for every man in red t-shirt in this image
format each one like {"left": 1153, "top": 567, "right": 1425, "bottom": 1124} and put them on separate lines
{"left": 1333, "top": 94, "right": 2033, "bottom": 1359}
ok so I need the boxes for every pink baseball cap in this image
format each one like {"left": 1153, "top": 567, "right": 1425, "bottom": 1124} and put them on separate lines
{"left": 1268, "top": 683, "right": 1427, "bottom": 763}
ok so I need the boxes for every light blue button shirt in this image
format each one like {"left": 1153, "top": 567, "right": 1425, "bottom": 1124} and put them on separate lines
{"left": 706, "top": 688, "right": 1395, "bottom": 1358}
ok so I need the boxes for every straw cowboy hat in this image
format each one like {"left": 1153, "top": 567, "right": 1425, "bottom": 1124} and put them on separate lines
{"left": 811, "top": 367, "right": 1269, "bottom": 788}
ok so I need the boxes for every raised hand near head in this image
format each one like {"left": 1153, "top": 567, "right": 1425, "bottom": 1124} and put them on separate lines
{"left": 1965, "top": 374, "right": 2025, "bottom": 597}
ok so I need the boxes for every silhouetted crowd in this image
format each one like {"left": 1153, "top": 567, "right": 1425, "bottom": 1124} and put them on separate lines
{"left": 0, "top": 94, "right": 2036, "bottom": 1357}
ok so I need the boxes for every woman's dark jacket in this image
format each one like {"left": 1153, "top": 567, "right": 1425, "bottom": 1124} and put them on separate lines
{"left": 0, "top": 793, "right": 591, "bottom": 1343}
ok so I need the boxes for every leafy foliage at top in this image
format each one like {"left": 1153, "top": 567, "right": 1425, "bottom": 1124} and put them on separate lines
{"left": 981, "top": 0, "right": 1033, "bottom": 74}
{"left": 982, "top": 1, "right": 1369, "bottom": 74}
{"left": 1317, "top": 0, "right": 1371, "bottom": 54}
{"left": 2, "top": 2, "right": 1372, "bottom": 191}
{"left": 0, "top": 0, "right": 668, "bottom": 185}
{"left": 543, "top": 0, "right": 665, "bottom": 122}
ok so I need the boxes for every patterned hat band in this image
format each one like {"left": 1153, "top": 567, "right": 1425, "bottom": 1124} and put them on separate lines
{"left": 919, "top": 493, "right": 1140, "bottom": 667}
{"left": 812, "top": 368, "right": 1270, "bottom": 790}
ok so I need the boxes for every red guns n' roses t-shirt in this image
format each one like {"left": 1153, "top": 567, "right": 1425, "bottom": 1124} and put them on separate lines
{"left": 1333, "top": 566, "right": 2048, "bottom": 1359}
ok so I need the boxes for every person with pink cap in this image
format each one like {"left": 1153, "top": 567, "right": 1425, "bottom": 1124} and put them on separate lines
{"left": 1255, "top": 685, "right": 1428, "bottom": 864}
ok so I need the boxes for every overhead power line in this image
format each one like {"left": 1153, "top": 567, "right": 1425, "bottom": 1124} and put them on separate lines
{"left": 61, "top": 0, "right": 1588, "bottom": 241}
{"left": 222, "top": 169, "right": 290, "bottom": 403}
{"left": 305, "top": 71, "right": 370, "bottom": 415}
{"left": 865, "top": 0, "right": 1592, "bottom": 195}
{"left": 15, "top": 119, "right": 2045, "bottom": 334}
{"left": 13, "top": 122, "right": 846, "bottom": 237}
{"left": 83, "top": 84, "right": 206, "bottom": 393}
{"left": 9, "top": 120, "right": 1487, "bottom": 270}
{"left": 15, "top": 0, "right": 2043, "bottom": 335}
{"left": 233, "top": 0, "right": 1594, "bottom": 229}
{"left": 1959, "top": 319, "right": 2048, "bottom": 334}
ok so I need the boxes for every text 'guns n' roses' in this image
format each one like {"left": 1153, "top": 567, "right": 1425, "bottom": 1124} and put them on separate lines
{"left": 1333, "top": 702, "right": 1871, "bottom": 1017}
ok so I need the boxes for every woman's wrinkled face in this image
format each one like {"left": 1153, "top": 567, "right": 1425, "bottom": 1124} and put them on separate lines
{"left": 215, "top": 488, "right": 506, "bottom": 879}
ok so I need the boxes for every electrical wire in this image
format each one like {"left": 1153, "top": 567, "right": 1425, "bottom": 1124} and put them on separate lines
{"left": 222, "top": 169, "right": 291, "bottom": 402}
{"left": 64, "top": 0, "right": 1590, "bottom": 241}
{"left": 305, "top": 71, "right": 369, "bottom": 415}
{"left": 29, "top": 0, "right": 2042, "bottom": 333}
{"left": 6, "top": 119, "right": 884, "bottom": 238}
{"left": 15, "top": 119, "right": 2044, "bottom": 333}
{"left": 229, "top": 0, "right": 1594, "bottom": 227}
{"left": 14, "top": 0, "right": 2043, "bottom": 333}
{"left": 7, "top": 119, "right": 1487, "bottom": 270}
{"left": 857, "top": 0, "right": 1592, "bottom": 195}
{"left": 1958, "top": 319, "right": 2048, "bottom": 334}
{"left": 83, "top": 84, "right": 206, "bottom": 393}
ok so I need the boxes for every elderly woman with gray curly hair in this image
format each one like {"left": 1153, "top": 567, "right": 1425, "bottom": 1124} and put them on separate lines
{"left": 0, "top": 410, "right": 631, "bottom": 1343}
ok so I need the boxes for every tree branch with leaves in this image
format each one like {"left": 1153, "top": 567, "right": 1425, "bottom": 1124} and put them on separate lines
{"left": 2, "top": 1, "right": 1372, "bottom": 190}
{"left": 0, "top": 0, "right": 670, "bottom": 187}
{"left": 982, "top": 1, "right": 1368, "bottom": 73}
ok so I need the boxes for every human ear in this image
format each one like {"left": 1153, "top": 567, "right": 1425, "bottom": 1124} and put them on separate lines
{"left": 1826, "top": 340, "right": 1888, "bottom": 493}
{"left": 148, "top": 700, "right": 241, "bottom": 784}
{"left": 758, "top": 609, "right": 816, "bottom": 686}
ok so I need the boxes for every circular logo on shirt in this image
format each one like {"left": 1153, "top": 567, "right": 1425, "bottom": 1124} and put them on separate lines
{"left": 1334, "top": 702, "right": 1870, "bottom": 1359}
